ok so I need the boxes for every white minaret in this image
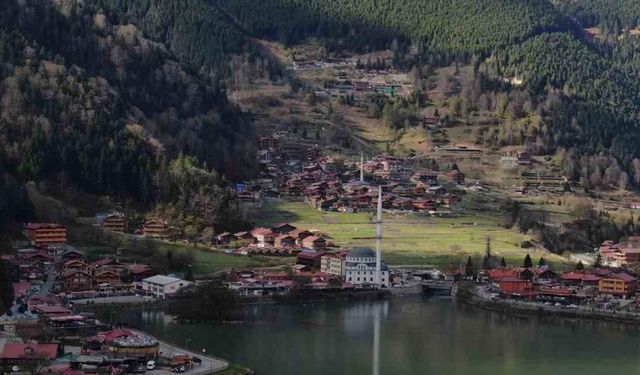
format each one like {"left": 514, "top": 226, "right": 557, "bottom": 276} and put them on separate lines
{"left": 375, "top": 186, "right": 382, "bottom": 287}
{"left": 360, "top": 151, "right": 365, "bottom": 182}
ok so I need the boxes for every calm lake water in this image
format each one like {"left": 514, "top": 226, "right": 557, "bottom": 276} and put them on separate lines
{"left": 106, "top": 298, "right": 640, "bottom": 374}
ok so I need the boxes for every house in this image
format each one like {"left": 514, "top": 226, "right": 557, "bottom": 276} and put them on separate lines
{"left": 23, "top": 223, "right": 67, "bottom": 247}
{"left": 91, "top": 257, "right": 122, "bottom": 270}
{"left": 560, "top": 271, "right": 601, "bottom": 286}
{"left": 598, "top": 272, "right": 637, "bottom": 297}
{"left": 94, "top": 269, "right": 122, "bottom": 290}
{"left": 288, "top": 228, "right": 313, "bottom": 244}
{"left": 62, "top": 259, "right": 90, "bottom": 273}
{"left": 141, "top": 275, "right": 192, "bottom": 299}
{"left": 302, "top": 236, "right": 326, "bottom": 250}
{"left": 271, "top": 223, "right": 297, "bottom": 234}
{"left": 127, "top": 264, "right": 155, "bottom": 282}
{"left": 275, "top": 234, "right": 296, "bottom": 248}
{"left": 62, "top": 270, "right": 93, "bottom": 292}
{"left": 102, "top": 214, "right": 127, "bottom": 233}
{"left": 0, "top": 343, "right": 58, "bottom": 363}
{"left": 343, "top": 247, "right": 389, "bottom": 287}
{"left": 498, "top": 277, "right": 535, "bottom": 298}
{"left": 320, "top": 252, "right": 347, "bottom": 276}
{"left": 33, "top": 305, "right": 73, "bottom": 317}
{"left": 60, "top": 249, "right": 85, "bottom": 262}
{"left": 532, "top": 267, "right": 557, "bottom": 283}
{"left": 599, "top": 238, "right": 640, "bottom": 267}
{"left": 297, "top": 250, "right": 326, "bottom": 269}
{"left": 487, "top": 268, "right": 534, "bottom": 282}
{"left": 143, "top": 219, "right": 168, "bottom": 239}
{"left": 234, "top": 231, "right": 255, "bottom": 245}
{"left": 251, "top": 228, "right": 276, "bottom": 248}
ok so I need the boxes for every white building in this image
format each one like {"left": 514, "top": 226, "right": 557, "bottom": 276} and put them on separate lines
{"left": 344, "top": 247, "right": 390, "bottom": 287}
{"left": 141, "top": 275, "right": 192, "bottom": 299}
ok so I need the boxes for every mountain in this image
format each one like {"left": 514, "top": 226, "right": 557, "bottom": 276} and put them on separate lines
{"left": 0, "top": 0, "right": 255, "bottom": 218}
{"left": 218, "top": 0, "right": 640, "bottom": 186}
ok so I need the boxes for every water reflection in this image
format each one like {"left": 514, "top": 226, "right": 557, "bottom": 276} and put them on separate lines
{"left": 107, "top": 298, "right": 640, "bottom": 375}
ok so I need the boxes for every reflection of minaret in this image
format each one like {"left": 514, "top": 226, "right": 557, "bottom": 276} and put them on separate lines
{"left": 360, "top": 151, "right": 364, "bottom": 182}
{"left": 375, "top": 187, "right": 382, "bottom": 287}
{"left": 372, "top": 305, "right": 380, "bottom": 375}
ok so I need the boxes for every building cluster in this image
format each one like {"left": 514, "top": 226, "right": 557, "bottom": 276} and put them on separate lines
{"left": 224, "top": 246, "right": 391, "bottom": 297}
{"left": 279, "top": 154, "right": 464, "bottom": 214}
{"left": 1, "top": 221, "right": 200, "bottom": 373}
{"left": 4, "top": 223, "right": 192, "bottom": 314}
{"left": 0, "top": 319, "right": 201, "bottom": 374}
{"left": 599, "top": 237, "right": 640, "bottom": 268}
{"left": 487, "top": 266, "right": 639, "bottom": 303}
{"left": 216, "top": 223, "right": 330, "bottom": 256}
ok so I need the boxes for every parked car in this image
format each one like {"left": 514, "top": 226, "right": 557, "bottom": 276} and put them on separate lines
{"left": 147, "top": 361, "right": 156, "bottom": 370}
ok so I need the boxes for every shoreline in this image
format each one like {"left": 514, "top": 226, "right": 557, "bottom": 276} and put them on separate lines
{"left": 457, "top": 283, "right": 640, "bottom": 326}
{"left": 129, "top": 329, "right": 231, "bottom": 375}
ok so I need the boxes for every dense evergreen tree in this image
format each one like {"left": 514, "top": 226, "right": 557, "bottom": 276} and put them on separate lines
{"left": 220, "top": 0, "right": 568, "bottom": 54}
{"left": 523, "top": 253, "right": 533, "bottom": 268}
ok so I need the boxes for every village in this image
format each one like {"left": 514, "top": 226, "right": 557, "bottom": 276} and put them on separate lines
{"left": 6, "top": 40, "right": 640, "bottom": 375}
{"left": 6, "top": 184, "right": 640, "bottom": 374}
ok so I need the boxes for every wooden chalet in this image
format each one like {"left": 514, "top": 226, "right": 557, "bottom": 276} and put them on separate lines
{"left": 143, "top": 219, "right": 168, "bottom": 239}
{"left": 23, "top": 223, "right": 67, "bottom": 247}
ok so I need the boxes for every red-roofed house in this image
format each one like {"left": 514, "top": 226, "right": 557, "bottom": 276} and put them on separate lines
{"left": 498, "top": 277, "right": 535, "bottom": 298}
{"left": 127, "top": 264, "right": 155, "bottom": 282}
{"left": 251, "top": 228, "right": 276, "bottom": 248}
{"left": 1, "top": 343, "right": 58, "bottom": 363}
{"left": 297, "top": 250, "right": 326, "bottom": 269}
{"left": 33, "top": 305, "right": 73, "bottom": 316}
{"left": 302, "top": 236, "right": 326, "bottom": 250}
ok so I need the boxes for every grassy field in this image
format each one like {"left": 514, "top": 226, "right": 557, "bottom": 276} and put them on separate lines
{"left": 253, "top": 200, "right": 567, "bottom": 268}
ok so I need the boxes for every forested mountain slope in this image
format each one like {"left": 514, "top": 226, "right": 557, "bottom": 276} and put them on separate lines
{"left": 218, "top": 0, "right": 570, "bottom": 54}
{"left": 487, "top": 32, "right": 640, "bottom": 169}
{"left": 94, "top": 0, "right": 250, "bottom": 77}
{"left": 0, "top": 0, "right": 254, "bottom": 223}
{"left": 554, "top": 0, "right": 640, "bottom": 30}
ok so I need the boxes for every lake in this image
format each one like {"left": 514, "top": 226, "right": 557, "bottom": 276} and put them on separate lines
{"left": 106, "top": 298, "right": 640, "bottom": 374}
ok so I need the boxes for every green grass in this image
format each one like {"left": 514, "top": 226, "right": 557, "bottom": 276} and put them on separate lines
{"left": 175, "top": 246, "right": 294, "bottom": 275}
{"left": 253, "top": 200, "right": 567, "bottom": 268}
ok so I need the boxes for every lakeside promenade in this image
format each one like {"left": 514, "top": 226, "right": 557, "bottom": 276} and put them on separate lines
{"left": 461, "top": 283, "right": 640, "bottom": 325}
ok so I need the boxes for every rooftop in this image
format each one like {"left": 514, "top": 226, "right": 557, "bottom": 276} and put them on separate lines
{"left": 142, "top": 275, "right": 185, "bottom": 285}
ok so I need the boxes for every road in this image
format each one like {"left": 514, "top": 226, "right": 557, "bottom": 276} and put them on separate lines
{"left": 38, "top": 264, "right": 57, "bottom": 296}
{"left": 132, "top": 330, "right": 229, "bottom": 375}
